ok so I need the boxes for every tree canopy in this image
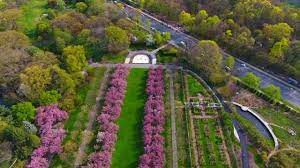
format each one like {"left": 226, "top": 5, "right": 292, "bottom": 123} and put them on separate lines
{"left": 11, "top": 102, "right": 36, "bottom": 122}
{"left": 19, "top": 65, "right": 52, "bottom": 101}
{"left": 105, "top": 25, "right": 130, "bottom": 53}
{"left": 241, "top": 72, "right": 261, "bottom": 88}
{"left": 62, "top": 45, "right": 87, "bottom": 73}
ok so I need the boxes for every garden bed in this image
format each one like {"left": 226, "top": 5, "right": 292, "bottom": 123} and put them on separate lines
{"left": 194, "top": 119, "right": 230, "bottom": 167}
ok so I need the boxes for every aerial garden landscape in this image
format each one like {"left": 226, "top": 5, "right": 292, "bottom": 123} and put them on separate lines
{"left": 0, "top": 0, "right": 300, "bottom": 168}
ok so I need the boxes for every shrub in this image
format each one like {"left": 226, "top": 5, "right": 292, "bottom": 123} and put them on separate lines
{"left": 39, "top": 90, "right": 62, "bottom": 106}
{"left": 262, "top": 84, "right": 281, "bottom": 100}
{"left": 76, "top": 2, "right": 87, "bottom": 13}
{"left": 12, "top": 102, "right": 36, "bottom": 122}
{"left": 241, "top": 72, "right": 261, "bottom": 88}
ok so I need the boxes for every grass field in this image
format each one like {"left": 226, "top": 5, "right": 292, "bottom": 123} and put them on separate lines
{"left": 100, "top": 50, "right": 128, "bottom": 63}
{"left": 157, "top": 49, "right": 177, "bottom": 64}
{"left": 187, "top": 75, "right": 207, "bottom": 97}
{"left": 256, "top": 107, "right": 300, "bottom": 149}
{"left": 17, "top": 0, "right": 48, "bottom": 37}
{"left": 111, "top": 68, "right": 148, "bottom": 168}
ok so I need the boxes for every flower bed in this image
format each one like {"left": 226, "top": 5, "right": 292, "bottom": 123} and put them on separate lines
{"left": 87, "top": 65, "right": 130, "bottom": 168}
{"left": 26, "top": 105, "right": 69, "bottom": 168}
{"left": 139, "top": 66, "right": 165, "bottom": 168}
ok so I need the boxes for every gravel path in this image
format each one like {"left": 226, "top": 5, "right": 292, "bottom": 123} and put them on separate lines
{"left": 168, "top": 66, "right": 178, "bottom": 168}
{"left": 74, "top": 68, "right": 111, "bottom": 167}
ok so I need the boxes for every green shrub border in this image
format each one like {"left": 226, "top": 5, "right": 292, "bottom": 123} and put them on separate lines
{"left": 234, "top": 77, "right": 299, "bottom": 114}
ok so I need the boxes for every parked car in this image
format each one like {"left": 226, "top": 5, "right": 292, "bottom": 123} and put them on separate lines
{"left": 288, "top": 77, "right": 299, "bottom": 85}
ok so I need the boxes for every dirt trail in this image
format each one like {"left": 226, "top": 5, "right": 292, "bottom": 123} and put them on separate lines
{"left": 74, "top": 68, "right": 111, "bottom": 167}
{"left": 168, "top": 66, "right": 179, "bottom": 168}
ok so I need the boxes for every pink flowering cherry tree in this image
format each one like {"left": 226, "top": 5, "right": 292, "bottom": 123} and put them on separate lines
{"left": 87, "top": 64, "right": 130, "bottom": 168}
{"left": 27, "top": 105, "right": 68, "bottom": 168}
{"left": 139, "top": 66, "right": 165, "bottom": 168}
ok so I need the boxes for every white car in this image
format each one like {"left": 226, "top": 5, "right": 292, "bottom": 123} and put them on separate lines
{"left": 150, "top": 27, "right": 156, "bottom": 31}
{"left": 180, "top": 41, "right": 186, "bottom": 46}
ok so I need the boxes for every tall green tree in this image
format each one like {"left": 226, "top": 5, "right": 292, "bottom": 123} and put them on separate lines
{"left": 190, "top": 40, "right": 224, "bottom": 83}
{"left": 263, "top": 23, "right": 294, "bottom": 46}
{"left": 62, "top": 45, "right": 87, "bottom": 73}
{"left": 225, "top": 56, "right": 235, "bottom": 70}
{"left": 50, "top": 65, "right": 76, "bottom": 95}
{"left": 76, "top": 2, "right": 87, "bottom": 13}
{"left": 87, "top": 0, "right": 105, "bottom": 16}
{"left": 12, "top": 102, "right": 36, "bottom": 122}
{"left": 241, "top": 72, "right": 261, "bottom": 88}
{"left": 19, "top": 65, "right": 52, "bottom": 100}
{"left": 105, "top": 26, "right": 130, "bottom": 53}
{"left": 234, "top": 0, "right": 274, "bottom": 29}
{"left": 262, "top": 84, "right": 281, "bottom": 100}
{"left": 39, "top": 90, "right": 62, "bottom": 106}
{"left": 4, "top": 126, "right": 40, "bottom": 160}
{"left": 269, "top": 38, "right": 289, "bottom": 63}
{"left": 0, "top": 9, "right": 22, "bottom": 31}
{"left": 179, "top": 11, "right": 195, "bottom": 31}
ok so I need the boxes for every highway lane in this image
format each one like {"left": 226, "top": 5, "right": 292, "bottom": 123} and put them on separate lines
{"left": 234, "top": 63, "right": 300, "bottom": 107}
{"left": 122, "top": 3, "right": 300, "bottom": 107}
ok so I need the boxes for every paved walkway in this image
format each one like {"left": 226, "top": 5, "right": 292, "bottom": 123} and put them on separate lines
{"left": 168, "top": 66, "right": 178, "bottom": 168}
{"left": 74, "top": 68, "right": 111, "bottom": 167}
{"left": 151, "top": 44, "right": 169, "bottom": 54}
{"left": 90, "top": 63, "right": 166, "bottom": 69}
{"left": 267, "top": 146, "right": 299, "bottom": 161}
{"left": 192, "top": 115, "right": 218, "bottom": 119}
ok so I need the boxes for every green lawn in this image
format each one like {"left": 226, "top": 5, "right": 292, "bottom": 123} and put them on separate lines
{"left": 17, "top": 0, "right": 48, "bottom": 37}
{"left": 112, "top": 68, "right": 148, "bottom": 168}
{"left": 100, "top": 51, "right": 127, "bottom": 63}
{"left": 187, "top": 75, "right": 207, "bottom": 97}
{"left": 157, "top": 47, "right": 178, "bottom": 64}
{"left": 256, "top": 107, "right": 300, "bottom": 148}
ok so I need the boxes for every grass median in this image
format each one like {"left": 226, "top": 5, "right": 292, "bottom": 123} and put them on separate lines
{"left": 112, "top": 68, "right": 148, "bottom": 168}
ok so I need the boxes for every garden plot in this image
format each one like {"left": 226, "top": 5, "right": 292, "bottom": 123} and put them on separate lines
{"left": 194, "top": 119, "right": 230, "bottom": 167}
{"left": 184, "top": 73, "right": 232, "bottom": 168}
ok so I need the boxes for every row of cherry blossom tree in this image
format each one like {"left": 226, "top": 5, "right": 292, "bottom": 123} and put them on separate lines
{"left": 139, "top": 66, "right": 165, "bottom": 168}
{"left": 26, "top": 105, "right": 69, "bottom": 168}
{"left": 87, "top": 65, "right": 130, "bottom": 168}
